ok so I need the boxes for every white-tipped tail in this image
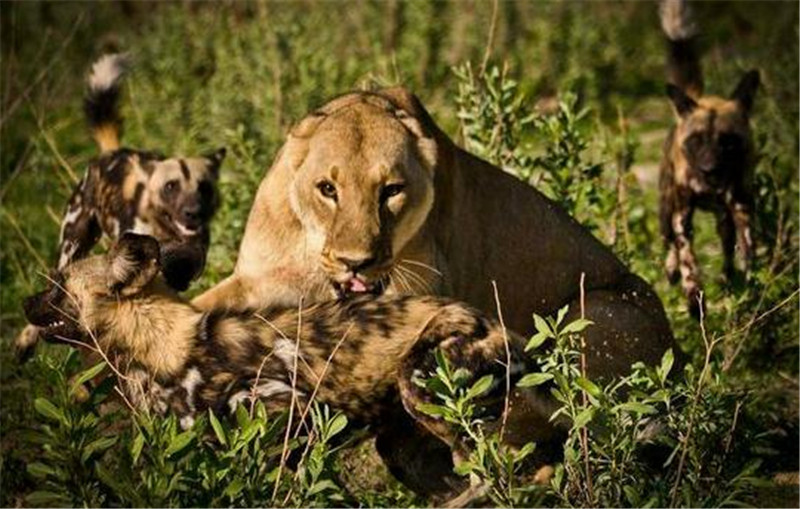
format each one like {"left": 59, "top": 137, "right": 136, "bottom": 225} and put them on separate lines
{"left": 88, "top": 53, "right": 129, "bottom": 92}
{"left": 659, "top": 0, "right": 696, "bottom": 41}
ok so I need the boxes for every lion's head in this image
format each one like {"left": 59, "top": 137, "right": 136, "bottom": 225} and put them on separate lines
{"left": 280, "top": 90, "right": 439, "bottom": 297}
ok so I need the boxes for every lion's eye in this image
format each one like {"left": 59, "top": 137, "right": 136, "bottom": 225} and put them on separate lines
{"left": 317, "top": 181, "right": 338, "bottom": 201}
{"left": 381, "top": 183, "right": 405, "bottom": 202}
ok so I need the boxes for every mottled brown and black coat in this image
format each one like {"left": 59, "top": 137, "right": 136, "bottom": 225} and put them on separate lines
{"left": 24, "top": 234, "right": 531, "bottom": 459}
{"left": 659, "top": 0, "right": 759, "bottom": 317}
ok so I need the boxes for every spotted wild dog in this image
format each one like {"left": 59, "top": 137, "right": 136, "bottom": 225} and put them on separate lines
{"left": 659, "top": 0, "right": 759, "bottom": 317}
{"left": 15, "top": 54, "right": 225, "bottom": 358}
{"left": 23, "top": 233, "right": 537, "bottom": 468}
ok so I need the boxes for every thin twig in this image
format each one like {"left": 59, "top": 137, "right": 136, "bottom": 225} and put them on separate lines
{"left": 723, "top": 288, "right": 799, "bottom": 370}
{"left": 491, "top": 281, "right": 512, "bottom": 442}
{"left": 292, "top": 322, "right": 354, "bottom": 439}
{"left": 578, "top": 272, "right": 595, "bottom": 506}
{"left": 271, "top": 297, "right": 304, "bottom": 503}
{"left": 479, "top": 0, "right": 500, "bottom": 75}
{"left": 0, "top": 13, "right": 85, "bottom": 129}
{"left": 2, "top": 209, "right": 48, "bottom": 270}
{"left": 248, "top": 351, "right": 275, "bottom": 418}
{"left": 670, "top": 292, "right": 721, "bottom": 507}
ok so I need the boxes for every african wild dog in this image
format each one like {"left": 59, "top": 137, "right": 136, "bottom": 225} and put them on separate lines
{"left": 15, "top": 53, "right": 225, "bottom": 358}
{"left": 659, "top": 0, "right": 759, "bottom": 318}
{"left": 59, "top": 53, "right": 225, "bottom": 288}
{"left": 23, "top": 233, "right": 537, "bottom": 478}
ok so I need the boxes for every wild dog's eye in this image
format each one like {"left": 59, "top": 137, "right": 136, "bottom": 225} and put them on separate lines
{"left": 316, "top": 180, "right": 338, "bottom": 201}
{"left": 718, "top": 133, "right": 742, "bottom": 152}
{"left": 164, "top": 180, "right": 180, "bottom": 194}
{"left": 381, "top": 183, "right": 405, "bottom": 202}
{"left": 198, "top": 180, "right": 214, "bottom": 200}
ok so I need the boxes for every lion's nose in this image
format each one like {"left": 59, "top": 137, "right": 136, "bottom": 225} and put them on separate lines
{"left": 337, "top": 254, "right": 377, "bottom": 273}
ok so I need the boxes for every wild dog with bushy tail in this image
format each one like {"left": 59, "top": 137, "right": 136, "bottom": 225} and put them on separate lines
{"left": 659, "top": 0, "right": 760, "bottom": 318}
{"left": 15, "top": 54, "right": 226, "bottom": 358}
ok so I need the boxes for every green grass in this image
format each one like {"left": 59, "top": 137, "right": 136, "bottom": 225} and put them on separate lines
{"left": 1, "top": 1, "right": 798, "bottom": 506}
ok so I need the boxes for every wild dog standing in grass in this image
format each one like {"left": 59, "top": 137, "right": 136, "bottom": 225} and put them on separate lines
{"left": 659, "top": 0, "right": 760, "bottom": 318}
{"left": 23, "top": 233, "right": 534, "bottom": 473}
{"left": 14, "top": 54, "right": 226, "bottom": 358}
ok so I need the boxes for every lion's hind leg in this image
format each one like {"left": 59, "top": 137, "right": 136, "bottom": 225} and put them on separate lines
{"left": 562, "top": 273, "right": 678, "bottom": 381}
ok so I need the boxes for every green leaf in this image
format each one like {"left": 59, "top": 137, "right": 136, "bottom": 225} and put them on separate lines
{"left": 70, "top": 361, "right": 107, "bottom": 395}
{"left": 235, "top": 404, "right": 250, "bottom": 428}
{"left": 223, "top": 478, "right": 245, "bottom": 498}
{"left": 517, "top": 372, "right": 553, "bottom": 388}
{"left": 131, "top": 432, "right": 144, "bottom": 465}
{"left": 81, "top": 435, "right": 118, "bottom": 463}
{"left": 660, "top": 349, "right": 675, "bottom": 383}
{"left": 525, "top": 331, "right": 549, "bottom": 352}
{"left": 573, "top": 407, "right": 594, "bottom": 429}
{"left": 514, "top": 442, "right": 536, "bottom": 462}
{"left": 556, "top": 305, "right": 569, "bottom": 326}
{"left": 209, "top": 410, "right": 227, "bottom": 447}
{"left": 615, "top": 402, "right": 657, "bottom": 415}
{"left": 165, "top": 430, "right": 195, "bottom": 457}
{"left": 308, "top": 479, "right": 338, "bottom": 496}
{"left": 240, "top": 421, "right": 261, "bottom": 444}
{"left": 25, "top": 490, "right": 68, "bottom": 507}
{"left": 26, "top": 462, "right": 56, "bottom": 478}
{"left": 532, "top": 313, "right": 552, "bottom": 337}
{"left": 575, "top": 377, "right": 602, "bottom": 399}
{"left": 326, "top": 413, "right": 348, "bottom": 440}
{"left": 561, "top": 318, "right": 594, "bottom": 335}
{"left": 416, "top": 403, "right": 449, "bottom": 419}
{"left": 453, "top": 462, "right": 474, "bottom": 476}
{"left": 466, "top": 375, "right": 494, "bottom": 400}
{"left": 33, "top": 398, "right": 66, "bottom": 425}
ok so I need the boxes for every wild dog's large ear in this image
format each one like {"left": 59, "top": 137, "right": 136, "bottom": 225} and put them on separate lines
{"left": 107, "top": 233, "right": 161, "bottom": 296}
{"left": 730, "top": 70, "right": 760, "bottom": 114}
{"left": 666, "top": 84, "right": 698, "bottom": 117}
{"left": 203, "top": 147, "right": 226, "bottom": 179}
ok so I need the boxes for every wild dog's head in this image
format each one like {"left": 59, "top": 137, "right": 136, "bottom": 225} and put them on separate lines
{"left": 24, "top": 233, "right": 163, "bottom": 345}
{"left": 110, "top": 147, "right": 225, "bottom": 290}
{"left": 667, "top": 70, "right": 759, "bottom": 188}
{"left": 141, "top": 148, "right": 226, "bottom": 238}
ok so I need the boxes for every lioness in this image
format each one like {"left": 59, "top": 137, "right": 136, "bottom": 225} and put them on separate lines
{"left": 194, "top": 88, "right": 673, "bottom": 371}
{"left": 192, "top": 87, "right": 676, "bottom": 494}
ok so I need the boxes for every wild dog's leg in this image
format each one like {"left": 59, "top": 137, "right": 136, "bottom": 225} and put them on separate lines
{"left": 672, "top": 203, "right": 703, "bottom": 317}
{"left": 58, "top": 178, "right": 101, "bottom": 269}
{"left": 659, "top": 167, "right": 680, "bottom": 285}
{"left": 730, "top": 197, "right": 754, "bottom": 276}
{"left": 716, "top": 206, "right": 737, "bottom": 282}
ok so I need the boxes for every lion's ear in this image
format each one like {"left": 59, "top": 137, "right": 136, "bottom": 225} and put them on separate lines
{"left": 414, "top": 136, "right": 438, "bottom": 173}
{"left": 379, "top": 88, "right": 439, "bottom": 171}
{"left": 282, "top": 112, "right": 327, "bottom": 170}
{"left": 107, "top": 233, "right": 161, "bottom": 296}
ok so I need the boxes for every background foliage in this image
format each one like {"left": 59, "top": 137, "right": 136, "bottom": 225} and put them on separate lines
{"left": 1, "top": 1, "right": 797, "bottom": 506}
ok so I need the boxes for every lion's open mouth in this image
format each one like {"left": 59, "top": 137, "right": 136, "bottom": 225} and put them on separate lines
{"left": 331, "top": 275, "right": 388, "bottom": 299}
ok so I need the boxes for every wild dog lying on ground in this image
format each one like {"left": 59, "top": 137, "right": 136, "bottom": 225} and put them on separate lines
{"left": 23, "top": 233, "right": 536, "bottom": 469}
{"left": 15, "top": 53, "right": 225, "bottom": 358}
{"left": 659, "top": 0, "right": 760, "bottom": 317}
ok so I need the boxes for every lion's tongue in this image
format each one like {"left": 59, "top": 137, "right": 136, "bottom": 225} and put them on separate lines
{"left": 348, "top": 277, "right": 369, "bottom": 293}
